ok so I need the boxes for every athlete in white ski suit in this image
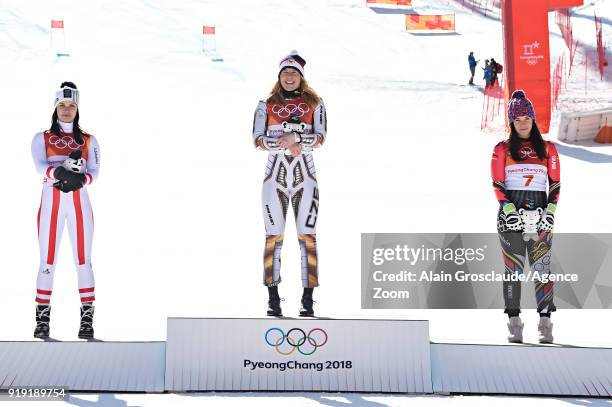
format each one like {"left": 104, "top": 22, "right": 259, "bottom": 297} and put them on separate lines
{"left": 252, "top": 64, "right": 327, "bottom": 289}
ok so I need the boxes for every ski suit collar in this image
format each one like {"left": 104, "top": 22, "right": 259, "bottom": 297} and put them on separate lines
{"left": 59, "top": 121, "right": 74, "bottom": 133}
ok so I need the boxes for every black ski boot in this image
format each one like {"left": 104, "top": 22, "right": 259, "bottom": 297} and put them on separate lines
{"left": 267, "top": 286, "right": 282, "bottom": 317}
{"left": 299, "top": 288, "right": 315, "bottom": 317}
{"left": 34, "top": 304, "right": 51, "bottom": 339}
{"left": 267, "top": 298, "right": 283, "bottom": 317}
{"left": 78, "top": 303, "right": 95, "bottom": 339}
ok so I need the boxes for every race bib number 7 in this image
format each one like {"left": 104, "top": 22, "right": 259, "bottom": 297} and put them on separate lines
{"left": 505, "top": 164, "right": 547, "bottom": 191}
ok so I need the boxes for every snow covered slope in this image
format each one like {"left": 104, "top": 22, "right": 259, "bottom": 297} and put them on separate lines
{"left": 0, "top": 0, "right": 610, "bottom": 350}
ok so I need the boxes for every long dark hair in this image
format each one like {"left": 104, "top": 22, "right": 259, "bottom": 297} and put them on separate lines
{"left": 49, "top": 81, "right": 84, "bottom": 145}
{"left": 508, "top": 121, "right": 547, "bottom": 161}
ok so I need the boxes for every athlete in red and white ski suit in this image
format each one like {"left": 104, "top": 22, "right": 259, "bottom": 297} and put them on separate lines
{"left": 31, "top": 122, "right": 100, "bottom": 304}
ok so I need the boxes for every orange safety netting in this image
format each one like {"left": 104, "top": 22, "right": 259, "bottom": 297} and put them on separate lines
{"left": 405, "top": 14, "right": 455, "bottom": 31}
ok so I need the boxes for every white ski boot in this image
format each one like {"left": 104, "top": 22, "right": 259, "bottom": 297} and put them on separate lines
{"left": 507, "top": 316, "right": 524, "bottom": 343}
{"left": 538, "top": 317, "right": 554, "bottom": 344}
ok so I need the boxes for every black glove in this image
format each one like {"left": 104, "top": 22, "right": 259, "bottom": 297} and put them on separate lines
{"left": 53, "top": 167, "right": 86, "bottom": 193}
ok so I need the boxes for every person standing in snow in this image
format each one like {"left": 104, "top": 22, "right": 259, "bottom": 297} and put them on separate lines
{"left": 31, "top": 82, "right": 100, "bottom": 339}
{"left": 252, "top": 51, "right": 327, "bottom": 318}
{"left": 468, "top": 52, "right": 478, "bottom": 85}
{"left": 491, "top": 90, "right": 561, "bottom": 344}
{"left": 490, "top": 58, "right": 500, "bottom": 87}
{"left": 482, "top": 59, "right": 492, "bottom": 87}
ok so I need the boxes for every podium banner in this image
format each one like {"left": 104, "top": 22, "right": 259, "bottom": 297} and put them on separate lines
{"left": 165, "top": 318, "right": 432, "bottom": 392}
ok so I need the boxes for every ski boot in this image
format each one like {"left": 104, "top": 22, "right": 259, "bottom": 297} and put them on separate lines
{"left": 507, "top": 316, "right": 524, "bottom": 343}
{"left": 299, "top": 288, "right": 315, "bottom": 317}
{"left": 78, "top": 303, "right": 95, "bottom": 339}
{"left": 538, "top": 317, "right": 554, "bottom": 344}
{"left": 299, "top": 297, "right": 314, "bottom": 317}
{"left": 34, "top": 304, "right": 51, "bottom": 339}
{"left": 267, "top": 286, "right": 282, "bottom": 317}
{"left": 267, "top": 298, "right": 283, "bottom": 317}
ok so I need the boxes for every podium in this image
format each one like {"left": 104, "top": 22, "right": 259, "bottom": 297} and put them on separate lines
{"left": 431, "top": 343, "right": 612, "bottom": 396}
{"left": 164, "top": 318, "right": 432, "bottom": 392}
{"left": 0, "top": 341, "right": 165, "bottom": 392}
{"left": 1, "top": 318, "right": 611, "bottom": 396}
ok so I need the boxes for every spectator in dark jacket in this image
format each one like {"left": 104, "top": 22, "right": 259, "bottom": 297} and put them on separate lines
{"left": 468, "top": 52, "right": 478, "bottom": 85}
{"left": 490, "top": 58, "right": 500, "bottom": 87}
{"left": 483, "top": 59, "right": 492, "bottom": 87}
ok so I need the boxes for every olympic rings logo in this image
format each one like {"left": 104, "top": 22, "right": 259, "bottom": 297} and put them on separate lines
{"left": 264, "top": 327, "right": 328, "bottom": 356}
{"left": 48, "top": 135, "right": 83, "bottom": 150}
{"left": 519, "top": 145, "right": 537, "bottom": 159}
{"left": 271, "top": 103, "right": 310, "bottom": 119}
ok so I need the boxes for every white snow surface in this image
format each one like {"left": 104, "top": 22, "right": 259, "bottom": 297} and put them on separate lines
{"left": 0, "top": 0, "right": 611, "bottom": 404}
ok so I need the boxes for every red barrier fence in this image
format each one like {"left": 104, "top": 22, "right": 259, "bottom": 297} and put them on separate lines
{"left": 569, "top": 39, "right": 579, "bottom": 76}
{"left": 595, "top": 12, "right": 607, "bottom": 80}
{"left": 481, "top": 75, "right": 506, "bottom": 130}
{"left": 456, "top": 0, "right": 501, "bottom": 18}
{"left": 551, "top": 54, "right": 566, "bottom": 111}
{"left": 555, "top": 9, "right": 575, "bottom": 65}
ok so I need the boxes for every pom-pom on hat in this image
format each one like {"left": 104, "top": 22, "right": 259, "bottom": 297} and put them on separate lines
{"left": 507, "top": 89, "right": 535, "bottom": 122}
{"left": 278, "top": 50, "right": 306, "bottom": 77}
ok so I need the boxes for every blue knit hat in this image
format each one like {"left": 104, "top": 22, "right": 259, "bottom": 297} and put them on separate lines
{"left": 508, "top": 90, "right": 535, "bottom": 122}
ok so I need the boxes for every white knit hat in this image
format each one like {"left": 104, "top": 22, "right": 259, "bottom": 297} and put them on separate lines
{"left": 54, "top": 86, "right": 79, "bottom": 107}
{"left": 278, "top": 50, "right": 306, "bottom": 77}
